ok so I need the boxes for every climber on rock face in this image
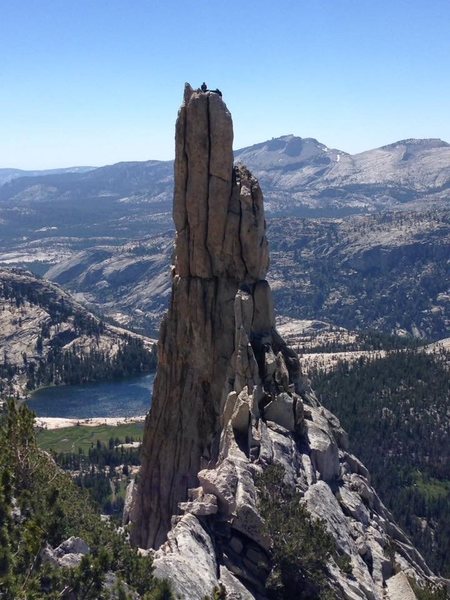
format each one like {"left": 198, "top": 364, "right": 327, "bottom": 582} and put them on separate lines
{"left": 201, "top": 82, "right": 207, "bottom": 92}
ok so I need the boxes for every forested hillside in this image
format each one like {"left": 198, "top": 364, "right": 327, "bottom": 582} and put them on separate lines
{"left": 269, "top": 210, "right": 450, "bottom": 340}
{"left": 0, "top": 400, "right": 172, "bottom": 598}
{"left": 312, "top": 349, "right": 450, "bottom": 576}
{"left": 0, "top": 268, "right": 156, "bottom": 398}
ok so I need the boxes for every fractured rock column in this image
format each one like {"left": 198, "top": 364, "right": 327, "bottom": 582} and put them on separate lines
{"left": 131, "top": 84, "right": 269, "bottom": 549}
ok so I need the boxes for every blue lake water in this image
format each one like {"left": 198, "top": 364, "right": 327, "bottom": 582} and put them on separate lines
{"left": 27, "top": 372, "right": 155, "bottom": 419}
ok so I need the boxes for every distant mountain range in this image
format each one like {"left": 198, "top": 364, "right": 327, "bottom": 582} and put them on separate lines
{"left": 235, "top": 135, "right": 450, "bottom": 214}
{"left": 0, "top": 166, "right": 95, "bottom": 186}
{"left": 0, "top": 136, "right": 448, "bottom": 242}
{"left": 0, "top": 159, "right": 174, "bottom": 247}
{"left": 1, "top": 135, "right": 449, "bottom": 340}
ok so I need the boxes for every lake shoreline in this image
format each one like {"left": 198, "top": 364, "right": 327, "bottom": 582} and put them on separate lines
{"left": 25, "top": 369, "right": 157, "bottom": 401}
{"left": 35, "top": 415, "right": 147, "bottom": 430}
{"left": 27, "top": 372, "right": 155, "bottom": 423}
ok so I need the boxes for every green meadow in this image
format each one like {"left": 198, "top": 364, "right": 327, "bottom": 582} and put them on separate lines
{"left": 37, "top": 422, "right": 145, "bottom": 453}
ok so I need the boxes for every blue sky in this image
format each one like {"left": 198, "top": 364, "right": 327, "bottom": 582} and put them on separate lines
{"left": 1, "top": 0, "right": 450, "bottom": 169}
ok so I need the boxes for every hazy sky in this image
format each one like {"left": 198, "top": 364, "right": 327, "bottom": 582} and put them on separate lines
{"left": 2, "top": 0, "right": 450, "bottom": 169}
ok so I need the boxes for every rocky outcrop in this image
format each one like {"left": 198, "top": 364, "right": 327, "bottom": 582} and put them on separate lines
{"left": 42, "top": 536, "right": 90, "bottom": 569}
{"left": 131, "top": 85, "right": 442, "bottom": 599}
{"left": 385, "top": 572, "right": 418, "bottom": 600}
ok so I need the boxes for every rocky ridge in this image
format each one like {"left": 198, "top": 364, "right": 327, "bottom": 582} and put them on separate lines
{"left": 130, "top": 85, "right": 442, "bottom": 599}
{"left": 130, "top": 83, "right": 270, "bottom": 549}
{"left": 235, "top": 135, "right": 450, "bottom": 214}
{"left": 0, "top": 166, "right": 94, "bottom": 186}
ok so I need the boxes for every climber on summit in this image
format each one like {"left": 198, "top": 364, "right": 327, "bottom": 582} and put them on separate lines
{"left": 200, "top": 83, "right": 222, "bottom": 97}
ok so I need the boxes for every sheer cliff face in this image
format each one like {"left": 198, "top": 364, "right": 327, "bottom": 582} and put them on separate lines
{"left": 131, "top": 85, "right": 270, "bottom": 549}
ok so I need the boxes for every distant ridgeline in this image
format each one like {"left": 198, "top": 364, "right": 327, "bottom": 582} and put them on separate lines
{"left": 0, "top": 268, "right": 156, "bottom": 398}
{"left": 313, "top": 348, "right": 450, "bottom": 577}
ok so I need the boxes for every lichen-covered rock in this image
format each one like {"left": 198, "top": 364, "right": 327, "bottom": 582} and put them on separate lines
{"left": 179, "top": 487, "right": 218, "bottom": 516}
{"left": 219, "top": 565, "right": 256, "bottom": 600}
{"left": 231, "top": 464, "right": 271, "bottom": 550}
{"left": 198, "top": 459, "right": 239, "bottom": 514}
{"left": 338, "top": 485, "right": 371, "bottom": 526}
{"left": 122, "top": 479, "right": 135, "bottom": 525}
{"left": 305, "top": 418, "right": 340, "bottom": 482}
{"left": 42, "top": 536, "right": 90, "bottom": 570}
{"left": 55, "top": 536, "right": 90, "bottom": 556}
{"left": 264, "top": 392, "right": 295, "bottom": 431}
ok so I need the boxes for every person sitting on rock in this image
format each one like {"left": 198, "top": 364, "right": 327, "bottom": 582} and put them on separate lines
{"left": 200, "top": 83, "right": 222, "bottom": 97}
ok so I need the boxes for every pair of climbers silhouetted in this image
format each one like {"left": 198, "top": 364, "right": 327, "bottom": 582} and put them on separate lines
{"left": 200, "top": 82, "right": 222, "bottom": 97}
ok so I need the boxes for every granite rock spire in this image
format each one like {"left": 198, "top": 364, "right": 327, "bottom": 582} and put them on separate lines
{"left": 131, "top": 84, "right": 272, "bottom": 549}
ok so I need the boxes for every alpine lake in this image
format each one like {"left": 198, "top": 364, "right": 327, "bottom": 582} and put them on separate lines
{"left": 27, "top": 372, "right": 155, "bottom": 419}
